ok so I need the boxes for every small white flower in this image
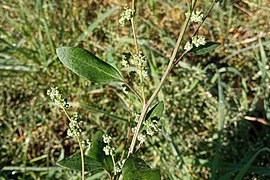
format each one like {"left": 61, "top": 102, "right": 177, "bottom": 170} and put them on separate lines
{"left": 121, "top": 60, "right": 129, "bottom": 67}
{"left": 103, "top": 134, "right": 112, "bottom": 144}
{"left": 103, "top": 145, "right": 111, "bottom": 156}
{"left": 132, "top": 127, "right": 137, "bottom": 133}
{"left": 114, "top": 160, "right": 125, "bottom": 173}
{"left": 138, "top": 134, "right": 146, "bottom": 144}
{"left": 144, "top": 120, "right": 160, "bottom": 136}
{"left": 119, "top": 7, "right": 133, "bottom": 26}
{"left": 82, "top": 139, "right": 91, "bottom": 149}
{"left": 184, "top": 41, "right": 193, "bottom": 51}
{"left": 190, "top": 10, "right": 203, "bottom": 23}
{"left": 142, "top": 70, "right": 148, "bottom": 78}
{"left": 192, "top": 35, "right": 206, "bottom": 47}
{"left": 67, "top": 113, "right": 82, "bottom": 138}
{"left": 47, "top": 87, "right": 69, "bottom": 108}
{"left": 114, "top": 165, "right": 121, "bottom": 173}
{"left": 122, "top": 86, "right": 129, "bottom": 94}
{"left": 131, "top": 52, "right": 146, "bottom": 67}
{"left": 146, "top": 128, "right": 154, "bottom": 136}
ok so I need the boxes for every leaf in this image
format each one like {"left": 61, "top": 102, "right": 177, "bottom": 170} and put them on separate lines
{"left": 234, "top": 148, "right": 270, "bottom": 180}
{"left": 87, "top": 131, "right": 114, "bottom": 173}
{"left": 56, "top": 47, "right": 123, "bottom": 84}
{"left": 57, "top": 153, "right": 103, "bottom": 172}
{"left": 122, "top": 156, "right": 161, "bottom": 180}
{"left": 191, "top": 42, "right": 220, "bottom": 55}
{"left": 145, "top": 101, "right": 164, "bottom": 121}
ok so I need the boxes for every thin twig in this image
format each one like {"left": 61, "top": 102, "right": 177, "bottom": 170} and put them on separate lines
{"left": 173, "top": 51, "right": 188, "bottom": 65}
{"left": 192, "top": 1, "right": 216, "bottom": 37}
{"left": 124, "top": 82, "right": 143, "bottom": 103}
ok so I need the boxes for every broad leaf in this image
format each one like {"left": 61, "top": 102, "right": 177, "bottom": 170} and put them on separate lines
{"left": 122, "top": 156, "right": 161, "bottom": 180}
{"left": 191, "top": 42, "right": 220, "bottom": 55}
{"left": 87, "top": 131, "right": 114, "bottom": 173}
{"left": 56, "top": 47, "right": 124, "bottom": 84}
{"left": 145, "top": 101, "right": 164, "bottom": 121}
{"left": 57, "top": 153, "right": 103, "bottom": 172}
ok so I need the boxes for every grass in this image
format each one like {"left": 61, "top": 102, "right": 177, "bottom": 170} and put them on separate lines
{"left": 1, "top": 0, "right": 270, "bottom": 179}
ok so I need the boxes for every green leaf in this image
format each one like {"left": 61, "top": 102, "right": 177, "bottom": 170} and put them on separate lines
{"left": 87, "top": 131, "right": 114, "bottom": 173}
{"left": 57, "top": 153, "right": 103, "bottom": 172}
{"left": 145, "top": 101, "right": 164, "bottom": 121}
{"left": 56, "top": 47, "right": 124, "bottom": 84}
{"left": 122, "top": 156, "right": 161, "bottom": 180}
{"left": 191, "top": 42, "right": 220, "bottom": 55}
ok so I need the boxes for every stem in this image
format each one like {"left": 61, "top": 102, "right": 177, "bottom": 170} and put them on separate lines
{"left": 76, "top": 137, "right": 85, "bottom": 180}
{"left": 111, "top": 155, "right": 116, "bottom": 176}
{"left": 173, "top": 51, "right": 188, "bottom": 65}
{"left": 62, "top": 108, "right": 85, "bottom": 180}
{"left": 124, "top": 82, "right": 143, "bottom": 103}
{"left": 131, "top": 0, "right": 139, "bottom": 54}
{"left": 139, "top": 67, "right": 146, "bottom": 104}
{"left": 192, "top": 1, "right": 216, "bottom": 37}
{"left": 128, "top": 1, "right": 197, "bottom": 156}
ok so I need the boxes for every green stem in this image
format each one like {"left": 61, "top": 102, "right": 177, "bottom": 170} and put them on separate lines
{"left": 124, "top": 82, "right": 143, "bottom": 103}
{"left": 128, "top": 1, "right": 197, "bottom": 156}
{"left": 62, "top": 107, "right": 85, "bottom": 180}
{"left": 139, "top": 67, "right": 146, "bottom": 104}
{"left": 131, "top": 0, "right": 139, "bottom": 54}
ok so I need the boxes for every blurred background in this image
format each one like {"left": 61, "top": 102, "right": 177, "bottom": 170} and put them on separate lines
{"left": 1, "top": 0, "right": 270, "bottom": 179}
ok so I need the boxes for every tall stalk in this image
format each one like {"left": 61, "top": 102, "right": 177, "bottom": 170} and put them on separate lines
{"left": 128, "top": 0, "right": 198, "bottom": 156}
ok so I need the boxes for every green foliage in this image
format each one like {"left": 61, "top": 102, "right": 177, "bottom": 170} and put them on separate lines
{"left": 87, "top": 131, "right": 114, "bottom": 173}
{"left": 56, "top": 47, "right": 123, "bottom": 84}
{"left": 145, "top": 101, "right": 164, "bottom": 121}
{"left": 190, "top": 42, "right": 220, "bottom": 55}
{"left": 58, "top": 131, "right": 115, "bottom": 175}
{"left": 57, "top": 153, "right": 103, "bottom": 172}
{"left": 122, "top": 156, "right": 161, "bottom": 180}
{"left": 1, "top": 0, "right": 270, "bottom": 179}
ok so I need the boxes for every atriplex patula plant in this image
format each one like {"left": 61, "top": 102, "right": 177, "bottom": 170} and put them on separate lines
{"left": 47, "top": 0, "right": 222, "bottom": 179}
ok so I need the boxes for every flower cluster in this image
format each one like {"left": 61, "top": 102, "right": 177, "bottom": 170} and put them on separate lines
{"left": 138, "top": 133, "right": 146, "bottom": 144}
{"left": 192, "top": 35, "right": 206, "bottom": 47}
{"left": 130, "top": 52, "right": 146, "bottom": 67}
{"left": 184, "top": 35, "right": 206, "bottom": 51}
{"left": 121, "top": 52, "right": 148, "bottom": 83}
{"left": 114, "top": 160, "right": 125, "bottom": 173}
{"left": 47, "top": 87, "right": 69, "bottom": 108}
{"left": 119, "top": 7, "right": 133, "bottom": 26}
{"left": 184, "top": 41, "right": 193, "bottom": 52}
{"left": 185, "top": 10, "right": 204, "bottom": 23}
{"left": 190, "top": 10, "right": 204, "bottom": 23}
{"left": 133, "top": 118, "right": 161, "bottom": 148}
{"left": 102, "top": 134, "right": 114, "bottom": 156}
{"left": 143, "top": 120, "right": 160, "bottom": 136}
{"left": 67, "top": 113, "right": 82, "bottom": 138}
{"left": 82, "top": 139, "right": 91, "bottom": 149}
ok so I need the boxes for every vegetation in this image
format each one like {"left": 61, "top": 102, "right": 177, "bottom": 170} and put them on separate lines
{"left": 1, "top": 0, "right": 270, "bottom": 179}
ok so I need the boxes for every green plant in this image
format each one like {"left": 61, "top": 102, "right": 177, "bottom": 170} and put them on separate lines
{"left": 47, "top": 0, "right": 222, "bottom": 179}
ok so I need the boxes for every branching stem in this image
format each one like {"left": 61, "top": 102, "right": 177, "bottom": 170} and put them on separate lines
{"left": 128, "top": 0, "right": 197, "bottom": 156}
